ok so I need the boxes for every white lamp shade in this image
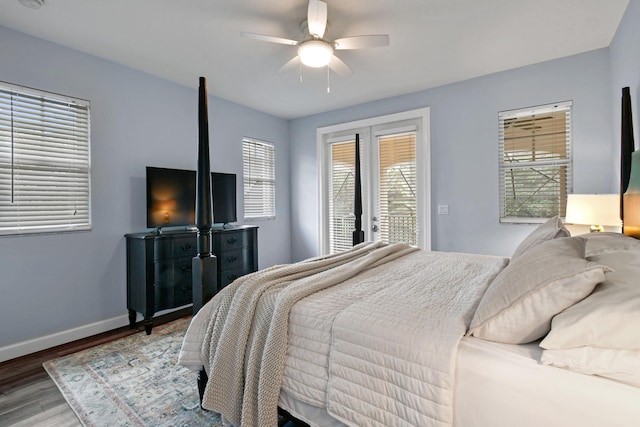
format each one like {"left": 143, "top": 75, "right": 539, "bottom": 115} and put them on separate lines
{"left": 565, "top": 194, "right": 621, "bottom": 227}
{"left": 298, "top": 40, "right": 333, "bottom": 68}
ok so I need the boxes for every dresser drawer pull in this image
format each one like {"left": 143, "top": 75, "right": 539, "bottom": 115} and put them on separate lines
{"left": 226, "top": 255, "right": 238, "bottom": 263}
{"left": 181, "top": 265, "right": 192, "bottom": 273}
{"left": 227, "top": 237, "right": 237, "bottom": 245}
{"left": 227, "top": 274, "right": 238, "bottom": 282}
{"left": 180, "top": 244, "right": 193, "bottom": 251}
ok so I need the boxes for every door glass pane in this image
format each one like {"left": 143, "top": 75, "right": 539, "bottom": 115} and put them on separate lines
{"left": 378, "top": 132, "right": 416, "bottom": 245}
{"left": 329, "top": 141, "right": 355, "bottom": 253}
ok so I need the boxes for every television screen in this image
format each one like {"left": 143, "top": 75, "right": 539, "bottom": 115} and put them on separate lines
{"left": 146, "top": 167, "right": 196, "bottom": 228}
{"left": 146, "top": 167, "right": 237, "bottom": 229}
{"left": 212, "top": 172, "right": 237, "bottom": 224}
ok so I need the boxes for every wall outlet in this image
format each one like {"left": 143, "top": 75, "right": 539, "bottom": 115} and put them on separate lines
{"left": 438, "top": 205, "right": 449, "bottom": 215}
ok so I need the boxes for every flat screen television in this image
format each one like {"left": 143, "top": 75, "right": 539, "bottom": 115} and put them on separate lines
{"left": 146, "top": 166, "right": 237, "bottom": 229}
{"left": 212, "top": 172, "right": 237, "bottom": 225}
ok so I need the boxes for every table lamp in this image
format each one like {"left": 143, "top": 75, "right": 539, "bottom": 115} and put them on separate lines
{"left": 565, "top": 194, "right": 621, "bottom": 232}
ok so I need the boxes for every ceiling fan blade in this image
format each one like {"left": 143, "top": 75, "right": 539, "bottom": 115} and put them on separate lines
{"left": 334, "top": 35, "right": 390, "bottom": 50}
{"left": 277, "top": 56, "right": 300, "bottom": 74}
{"left": 307, "top": 0, "right": 328, "bottom": 38}
{"left": 328, "top": 55, "right": 353, "bottom": 76}
{"left": 241, "top": 32, "right": 299, "bottom": 46}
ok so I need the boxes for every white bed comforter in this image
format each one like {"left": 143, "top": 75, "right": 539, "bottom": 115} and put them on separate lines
{"left": 179, "top": 244, "right": 507, "bottom": 427}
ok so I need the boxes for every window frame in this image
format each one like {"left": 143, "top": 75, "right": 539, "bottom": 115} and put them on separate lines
{"left": 0, "top": 81, "right": 91, "bottom": 236}
{"left": 242, "top": 137, "right": 276, "bottom": 220}
{"left": 316, "top": 108, "right": 431, "bottom": 254}
{"left": 498, "top": 101, "right": 573, "bottom": 224}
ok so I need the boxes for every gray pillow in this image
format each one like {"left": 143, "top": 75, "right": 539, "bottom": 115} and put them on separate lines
{"left": 468, "top": 237, "right": 609, "bottom": 344}
{"left": 511, "top": 215, "right": 569, "bottom": 260}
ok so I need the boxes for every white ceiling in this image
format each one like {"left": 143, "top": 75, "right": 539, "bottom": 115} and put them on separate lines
{"left": 0, "top": 0, "right": 630, "bottom": 119}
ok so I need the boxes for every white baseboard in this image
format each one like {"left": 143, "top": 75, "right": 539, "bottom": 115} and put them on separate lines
{"left": 0, "top": 314, "right": 130, "bottom": 363}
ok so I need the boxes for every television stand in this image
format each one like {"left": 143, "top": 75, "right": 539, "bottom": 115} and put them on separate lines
{"left": 125, "top": 225, "right": 258, "bottom": 334}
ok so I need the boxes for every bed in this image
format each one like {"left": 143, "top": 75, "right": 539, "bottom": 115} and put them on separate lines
{"left": 178, "top": 83, "right": 640, "bottom": 427}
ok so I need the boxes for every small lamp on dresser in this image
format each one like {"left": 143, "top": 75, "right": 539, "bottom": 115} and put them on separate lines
{"left": 565, "top": 194, "right": 621, "bottom": 233}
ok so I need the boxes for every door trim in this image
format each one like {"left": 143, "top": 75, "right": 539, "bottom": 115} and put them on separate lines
{"left": 316, "top": 108, "right": 431, "bottom": 254}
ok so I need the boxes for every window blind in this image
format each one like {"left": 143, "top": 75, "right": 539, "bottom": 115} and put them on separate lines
{"left": 499, "top": 101, "right": 572, "bottom": 222}
{"left": 377, "top": 132, "right": 417, "bottom": 245}
{"left": 0, "top": 82, "right": 91, "bottom": 235}
{"left": 242, "top": 138, "right": 275, "bottom": 218}
{"left": 329, "top": 141, "right": 355, "bottom": 253}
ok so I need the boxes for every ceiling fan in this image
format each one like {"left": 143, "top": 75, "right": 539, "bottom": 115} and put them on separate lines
{"left": 241, "top": 0, "right": 390, "bottom": 77}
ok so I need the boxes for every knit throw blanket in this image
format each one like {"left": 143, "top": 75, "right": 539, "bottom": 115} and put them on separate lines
{"left": 199, "top": 241, "right": 418, "bottom": 427}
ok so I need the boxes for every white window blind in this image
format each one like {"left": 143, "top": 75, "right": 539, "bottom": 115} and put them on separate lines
{"left": 0, "top": 82, "right": 91, "bottom": 235}
{"left": 377, "top": 132, "right": 417, "bottom": 245}
{"left": 329, "top": 140, "right": 355, "bottom": 253}
{"left": 499, "top": 101, "right": 572, "bottom": 223}
{"left": 243, "top": 138, "right": 275, "bottom": 219}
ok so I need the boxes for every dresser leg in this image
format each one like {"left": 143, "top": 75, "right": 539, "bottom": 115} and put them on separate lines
{"left": 144, "top": 318, "right": 153, "bottom": 335}
{"left": 128, "top": 309, "right": 136, "bottom": 328}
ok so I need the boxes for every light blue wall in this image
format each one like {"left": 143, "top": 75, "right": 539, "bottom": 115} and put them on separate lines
{"left": 0, "top": 25, "right": 291, "bottom": 348}
{"left": 2, "top": 0, "right": 637, "bottom": 352}
{"left": 290, "top": 49, "right": 614, "bottom": 261}
{"left": 610, "top": 0, "right": 640, "bottom": 188}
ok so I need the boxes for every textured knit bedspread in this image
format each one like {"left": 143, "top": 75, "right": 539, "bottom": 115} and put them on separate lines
{"left": 179, "top": 244, "right": 507, "bottom": 427}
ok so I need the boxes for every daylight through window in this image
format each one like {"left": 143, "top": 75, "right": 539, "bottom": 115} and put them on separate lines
{"left": 499, "top": 101, "right": 572, "bottom": 223}
{"left": 0, "top": 82, "right": 91, "bottom": 235}
{"left": 242, "top": 138, "right": 275, "bottom": 219}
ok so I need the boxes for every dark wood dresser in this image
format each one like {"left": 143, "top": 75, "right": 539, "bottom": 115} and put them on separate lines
{"left": 125, "top": 225, "right": 258, "bottom": 333}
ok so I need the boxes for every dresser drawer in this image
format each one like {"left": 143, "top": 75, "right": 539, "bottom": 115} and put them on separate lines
{"left": 154, "top": 236, "right": 197, "bottom": 260}
{"left": 214, "top": 230, "right": 253, "bottom": 252}
{"left": 154, "top": 282, "right": 191, "bottom": 311}
{"left": 217, "top": 248, "right": 254, "bottom": 270}
{"left": 154, "top": 257, "right": 193, "bottom": 286}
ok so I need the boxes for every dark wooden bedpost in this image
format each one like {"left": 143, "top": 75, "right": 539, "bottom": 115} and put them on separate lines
{"left": 621, "top": 87, "right": 635, "bottom": 229}
{"left": 353, "top": 133, "right": 365, "bottom": 245}
{"left": 192, "top": 77, "right": 217, "bottom": 315}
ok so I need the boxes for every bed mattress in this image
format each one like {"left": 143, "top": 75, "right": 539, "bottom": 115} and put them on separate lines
{"left": 454, "top": 337, "right": 640, "bottom": 427}
{"left": 279, "top": 336, "right": 640, "bottom": 427}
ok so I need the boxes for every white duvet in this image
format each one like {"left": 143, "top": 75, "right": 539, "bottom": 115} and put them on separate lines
{"left": 179, "top": 245, "right": 507, "bottom": 427}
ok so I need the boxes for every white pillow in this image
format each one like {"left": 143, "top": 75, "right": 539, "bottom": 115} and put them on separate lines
{"left": 541, "top": 347, "right": 640, "bottom": 388}
{"left": 582, "top": 231, "right": 640, "bottom": 257}
{"left": 468, "top": 237, "right": 609, "bottom": 344}
{"left": 511, "top": 215, "right": 570, "bottom": 260}
{"left": 540, "top": 246, "right": 640, "bottom": 350}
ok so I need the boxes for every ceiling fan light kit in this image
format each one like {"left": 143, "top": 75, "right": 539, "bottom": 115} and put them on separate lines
{"left": 242, "top": 0, "right": 390, "bottom": 84}
{"left": 298, "top": 40, "right": 333, "bottom": 68}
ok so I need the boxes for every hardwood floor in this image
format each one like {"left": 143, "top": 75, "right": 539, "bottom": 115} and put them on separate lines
{"left": 0, "top": 308, "right": 191, "bottom": 426}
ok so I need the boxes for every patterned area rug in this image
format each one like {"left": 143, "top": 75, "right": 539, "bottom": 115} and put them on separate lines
{"left": 43, "top": 317, "right": 222, "bottom": 426}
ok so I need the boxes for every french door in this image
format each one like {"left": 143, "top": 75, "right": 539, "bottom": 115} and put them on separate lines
{"left": 318, "top": 109, "right": 430, "bottom": 255}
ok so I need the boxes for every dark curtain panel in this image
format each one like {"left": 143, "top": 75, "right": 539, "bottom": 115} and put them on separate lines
{"left": 353, "top": 133, "right": 365, "bottom": 245}
{"left": 621, "top": 87, "right": 636, "bottom": 223}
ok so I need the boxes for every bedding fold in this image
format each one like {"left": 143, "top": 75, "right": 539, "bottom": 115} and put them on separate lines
{"left": 179, "top": 245, "right": 508, "bottom": 427}
{"left": 325, "top": 251, "right": 507, "bottom": 426}
{"left": 193, "top": 241, "right": 417, "bottom": 427}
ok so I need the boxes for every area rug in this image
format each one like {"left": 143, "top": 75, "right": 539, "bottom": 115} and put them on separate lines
{"left": 43, "top": 317, "right": 222, "bottom": 426}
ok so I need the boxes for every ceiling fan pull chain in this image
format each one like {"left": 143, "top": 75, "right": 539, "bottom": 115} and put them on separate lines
{"left": 299, "top": 61, "right": 303, "bottom": 83}
{"left": 327, "top": 66, "right": 331, "bottom": 93}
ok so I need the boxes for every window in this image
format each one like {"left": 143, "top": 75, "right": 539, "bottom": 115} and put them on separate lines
{"left": 499, "top": 101, "right": 572, "bottom": 223}
{"left": 377, "top": 132, "right": 417, "bottom": 246}
{"left": 242, "top": 138, "right": 275, "bottom": 219}
{"left": 329, "top": 140, "right": 356, "bottom": 253}
{"left": 318, "top": 108, "right": 430, "bottom": 255}
{"left": 0, "top": 82, "right": 91, "bottom": 235}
